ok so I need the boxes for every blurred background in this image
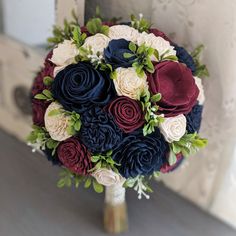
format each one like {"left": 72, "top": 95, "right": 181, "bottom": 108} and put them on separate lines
{"left": 0, "top": 0, "right": 236, "bottom": 235}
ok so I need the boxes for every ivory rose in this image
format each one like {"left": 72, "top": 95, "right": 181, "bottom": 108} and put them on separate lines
{"left": 159, "top": 114, "right": 187, "bottom": 143}
{"left": 113, "top": 67, "right": 148, "bottom": 100}
{"left": 92, "top": 168, "right": 125, "bottom": 187}
{"left": 44, "top": 102, "right": 71, "bottom": 141}
{"left": 82, "top": 33, "right": 110, "bottom": 56}
{"left": 50, "top": 40, "right": 79, "bottom": 76}
{"left": 108, "top": 25, "right": 140, "bottom": 42}
{"left": 137, "top": 32, "right": 176, "bottom": 60}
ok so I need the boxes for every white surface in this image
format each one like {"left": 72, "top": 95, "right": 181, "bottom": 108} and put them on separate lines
{"left": 2, "top": 0, "right": 54, "bottom": 45}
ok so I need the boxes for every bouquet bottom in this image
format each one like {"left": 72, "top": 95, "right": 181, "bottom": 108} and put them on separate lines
{"left": 104, "top": 183, "right": 128, "bottom": 233}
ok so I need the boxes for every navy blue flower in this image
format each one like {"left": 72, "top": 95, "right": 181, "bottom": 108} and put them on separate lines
{"left": 51, "top": 62, "right": 115, "bottom": 113}
{"left": 79, "top": 107, "right": 123, "bottom": 153}
{"left": 174, "top": 45, "right": 196, "bottom": 73}
{"left": 112, "top": 129, "right": 168, "bottom": 178}
{"left": 186, "top": 104, "right": 203, "bottom": 133}
{"left": 104, "top": 39, "right": 136, "bottom": 69}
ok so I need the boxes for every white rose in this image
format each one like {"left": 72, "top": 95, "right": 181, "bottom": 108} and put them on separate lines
{"left": 194, "top": 76, "right": 205, "bottom": 105}
{"left": 108, "top": 25, "right": 140, "bottom": 42}
{"left": 114, "top": 67, "right": 148, "bottom": 100}
{"left": 159, "top": 114, "right": 186, "bottom": 143}
{"left": 50, "top": 40, "right": 79, "bottom": 76}
{"left": 137, "top": 32, "right": 176, "bottom": 60}
{"left": 92, "top": 168, "right": 125, "bottom": 187}
{"left": 44, "top": 102, "right": 71, "bottom": 141}
{"left": 82, "top": 33, "right": 110, "bottom": 56}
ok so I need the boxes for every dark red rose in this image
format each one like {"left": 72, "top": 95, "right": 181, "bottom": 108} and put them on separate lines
{"left": 147, "top": 61, "right": 199, "bottom": 117}
{"left": 107, "top": 96, "right": 145, "bottom": 133}
{"left": 160, "top": 153, "right": 183, "bottom": 173}
{"left": 32, "top": 99, "right": 49, "bottom": 126}
{"left": 149, "top": 28, "right": 172, "bottom": 43}
{"left": 57, "top": 137, "right": 92, "bottom": 175}
{"left": 31, "top": 51, "right": 55, "bottom": 97}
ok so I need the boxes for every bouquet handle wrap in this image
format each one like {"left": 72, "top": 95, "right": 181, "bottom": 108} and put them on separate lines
{"left": 104, "top": 183, "right": 128, "bottom": 233}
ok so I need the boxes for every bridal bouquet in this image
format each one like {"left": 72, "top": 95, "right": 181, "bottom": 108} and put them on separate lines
{"left": 27, "top": 14, "right": 208, "bottom": 200}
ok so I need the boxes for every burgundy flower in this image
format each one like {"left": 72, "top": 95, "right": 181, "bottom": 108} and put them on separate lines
{"left": 32, "top": 99, "right": 49, "bottom": 126}
{"left": 147, "top": 61, "right": 199, "bottom": 117}
{"left": 31, "top": 51, "right": 55, "bottom": 97}
{"left": 107, "top": 96, "right": 145, "bottom": 133}
{"left": 160, "top": 153, "right": 183, "bottom": 173}
{"left": 149, "top": 28, "right": 172, "bottom": 43}
{"left": 57, "top": 137, "right": 93, "bottom": 175}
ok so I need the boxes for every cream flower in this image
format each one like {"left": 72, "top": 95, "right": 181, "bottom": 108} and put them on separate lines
{"left": 159, "top": 114, "right": 186, "bottom": 143}
{"left": 114, "top": 67, "right": 148, "bottom": 100}
{"left": 50, "top": 40, "right": 79, "bottom": 77}
{"left": 92, "top": 168, "right": 125, "bottom": 187}
{"left": 82, "top": 33, "right": 110, "bottom": 56}
{"left": 44, "top": 102, "right": 71, "bottom": 141}
{"left": 194, "top": 76, "right": 205, "bottom": 105}
{"left": 108, "top": 25, "right": 140, "bottom": 42}
{"left": 137, "top": 32, "right": 176, "bottom": 60}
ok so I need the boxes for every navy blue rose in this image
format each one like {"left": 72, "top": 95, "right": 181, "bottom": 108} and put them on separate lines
{"left": 51, "top": 62, "right": 115, "bottom": 113}
{"left": 79, "top": 107, "right": 123, "bottom": 153}
{"left": 112, "top": 129, "right": 168, "bottom": 178}
{"left": 104, "top": 39, "right": 136, "bottom": 69}
{"left": 186, "top": 104, "right": 203, "bottom": 133}
{"left": 174, "top": 45, "right": 196, "bottom": 73}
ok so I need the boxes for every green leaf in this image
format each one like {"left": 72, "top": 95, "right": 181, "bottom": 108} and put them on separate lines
{"left": 84, "top": 178, "right": 92, "bottom": 188}
{"left": 74, "top": 120, "right": 81, "bottom": 131}
{"left": 168, "top": 150, "right": 177, "bottom": 166}
{"left": 123, "top": 52, "right": 134, "bottom": 58}
{"left": 123, "top": 178, "right": 136, "bottom": 188}
{"left": 43, "top": 76, "right": 53, "bottom": 86}
{"left": 48, "top": 109, "right": 61, "bottom": 116}
{"left": 42, "top": 89, "right": 53, "bottom": 99}
{"left": 34, "top": 94, "right": 47, "bottom": 100}
{"left": 129, "top": 42, "right": 137, "bottom": 52}
{"left": 151, "top": 93, "right": 162, "bottom": 103}
{"left": 93, "top": 179, "right": 104, "bottom": 193}
{"left": 110, "top": 70, "right": 117, "bottom": 80}
{"left": 57, "top": 179, "right": 65, "bottom": 188}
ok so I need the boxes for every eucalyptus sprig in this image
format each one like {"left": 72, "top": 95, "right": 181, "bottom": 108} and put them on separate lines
{"left": 130, "top": 13, "right": 151, "bottom": 33}
{"left": 27, "top": 125, "right": 59, "bottom": 155}
{"left": 191, "top": 45, "right": 209, "bottom": 78}
{"left": 124, "top": 175, "right": 153, "bottom": 199}
{"left": 47, "top": 108, "right": 82, "bottom": 136}
{"left": 47, "top": 10, "right": 81, "bottom": 47}
{"left": 123, "top": 42, "right": 157, "bottom": 77}
{"left": 57, "top": 168, "right": 103, "bottom": 193}
{"left": 89, "top": 150, "right": 120, "bottom": 173}
{"left": 86, "top": 17, "right": 109, "bottom": 36}
{"left": 169, "top": 132, "right": 208, "bottom": 165}
{"left": 34, "top": 89, "right": 54, "bottom": 101}
{"left": 141, "top": 90, "right": 164, "bottom": 136}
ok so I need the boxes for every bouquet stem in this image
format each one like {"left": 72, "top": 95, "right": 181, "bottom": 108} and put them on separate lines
{"left": 104, "top": 184, "right": 128, "bottom": 234}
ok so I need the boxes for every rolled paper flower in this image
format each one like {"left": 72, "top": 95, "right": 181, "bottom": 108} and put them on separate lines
{"left": 104, "top": 39, "right": 137, "bottom": 69}
{"left": 79, "top": 107, "right": 123, "bottom": 153}
{"left": 186, "top": 104, "right": 203, "bottom": 134}
{"left": 44, "top": 102, "right": 71, "bottom": 141}
{"left": 114, "top": 67, "right": 148, "bottom": 100}
{"left": 174, "top": 45, "right": 196, "bottom": 73}
{"left": 108, "top": 25, "right": 140, "bottom": 42}
{"left": 107, "top": 96, "right": 144, "bottom": 133}
{"left": 112, "top": 129, "right": 168, "bottom": 178}
{"left": 136, "top": 32, "right": 176, "bottom": 60}
{"left": 92, "top": 168, "right": 125, "bottom": 187}
{"left": 194, "top": 76, "right": 205, "bottom": 105}
{"left": 50, "top": 40, "right": 79, "bottom": 76}
{"left": 57, "top": 137, "right": 92, "bottom": 175}
{"left": 159, "top": 114, "right": 187, "bottom": 143}
{"left": 52, "top": 62, "right": 115, "bottom": 113}
{"left": 32, "top": 99, "right": 49, "bottom": 127}
{"left": 147, "top": 61, "right": 199, "bottom": 117}
{"left": 82, "top": 33, "right": 110, "bottom": 56}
